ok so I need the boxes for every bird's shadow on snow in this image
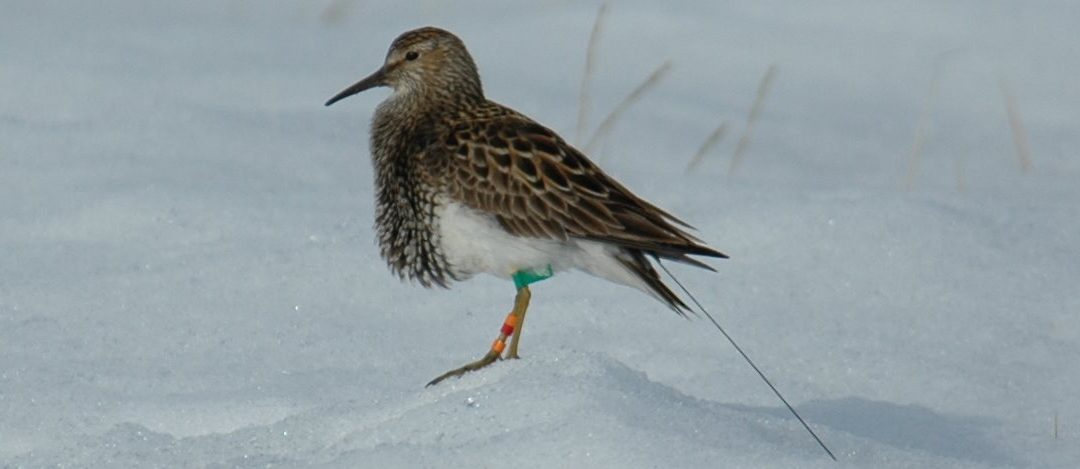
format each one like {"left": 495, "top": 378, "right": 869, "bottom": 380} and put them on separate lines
{"left": 728, "top": 396, "right": 1019, "bottom": 466}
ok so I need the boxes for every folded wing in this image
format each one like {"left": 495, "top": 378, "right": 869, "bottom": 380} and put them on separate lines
{"left": 440, "top": 114, "right": 727, "bottom": 269}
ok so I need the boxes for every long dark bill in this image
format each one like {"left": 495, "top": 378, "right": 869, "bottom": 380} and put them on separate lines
{"left": 325, "top": 67, "right": 386, "bottom": 106}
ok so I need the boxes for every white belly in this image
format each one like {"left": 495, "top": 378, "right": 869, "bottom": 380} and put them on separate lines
{"left": 437, "top": 201, "right": 571, "bottom": 279}
{"left": 436, "top": 202, "right": 661, "bottom": 302}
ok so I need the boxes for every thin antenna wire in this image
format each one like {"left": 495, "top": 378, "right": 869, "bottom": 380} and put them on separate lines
{"left": 657, "top": 260, "right": 837, "bottom": 462}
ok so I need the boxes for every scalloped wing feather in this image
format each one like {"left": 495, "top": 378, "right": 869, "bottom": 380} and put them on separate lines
{"left": 439, "top": 108, "right": 727, "bottom": 265}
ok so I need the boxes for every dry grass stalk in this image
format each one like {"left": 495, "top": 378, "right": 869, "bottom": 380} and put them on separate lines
{"left": 685, "top": 122, "right": 729, "bottom": 173}
{"left": 585, "top": 60, "right": 673, "bottom": 155}
{"left": 576, "top": 3, "right": 608, "bottom": 144}
{"left": 1000, "top": 77, "right": 1034, "bottom": 172}
{"left": 320, "top": 0, "right": 356, "bottom": 25}
{"left": 904, "top": 49, "right": 966, "bottom": 190}
{"left": 953, "top": 152, "right": 967, "bottom": 192}
{"left": 728, "top": 64, "right": 777, "bottom": 176}
{"left": 904, "top": 64, "right": 943, "bottom": 190}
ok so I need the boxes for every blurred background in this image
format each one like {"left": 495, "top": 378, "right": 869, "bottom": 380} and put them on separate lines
{"left": 2, "top": 1, "right": 1077, "bottom": 467}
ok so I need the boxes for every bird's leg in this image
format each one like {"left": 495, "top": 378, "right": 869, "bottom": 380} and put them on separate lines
{"left": 426, "top": 286, "right": 531, "bottom": 387}
{"left": 426, "top": 267, "right": 551, "bottom": 387}
{"left": 504, "top": 266, "right": 549, "bottom": 359}
{"left": 505, "top": 286, "right": 531, "bottom": 359}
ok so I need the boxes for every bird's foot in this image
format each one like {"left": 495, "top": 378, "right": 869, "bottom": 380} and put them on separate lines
{"left": 426, "top": 349, "right": 501, "bottom": 386}
{"left": 425, "top": 286, "right": 531, "bottom": 387}
{"left": 505, "top": 341, "right": 522, "bottom": 360}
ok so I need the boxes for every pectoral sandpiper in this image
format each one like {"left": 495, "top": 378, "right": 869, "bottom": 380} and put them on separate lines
{"left": 326, "top": 27, "right": 726, "bottom": 386}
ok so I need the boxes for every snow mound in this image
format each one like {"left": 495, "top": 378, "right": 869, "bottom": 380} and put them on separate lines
{"left": 9, "top": 350, "right": 1020, "bottom": 468}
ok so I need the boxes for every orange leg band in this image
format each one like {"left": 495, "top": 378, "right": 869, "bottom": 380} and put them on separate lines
{"left": 500, "top": 313, "right": 517, "bottom": 336}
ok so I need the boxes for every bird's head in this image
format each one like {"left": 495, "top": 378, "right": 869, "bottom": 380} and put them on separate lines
{"left": 325, "top": 27, "right": 483, "bottom": 107}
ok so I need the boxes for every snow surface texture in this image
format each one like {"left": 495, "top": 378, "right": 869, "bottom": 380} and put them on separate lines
{"left": 2, "top": 1, "right": 1078, "bottom": 467}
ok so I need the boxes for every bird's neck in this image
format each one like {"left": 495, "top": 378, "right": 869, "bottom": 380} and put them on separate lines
{"left": 367, "top": 89, "right": 457, "bottom": 288}
{"left": 385, "top": 75, "right": 484, "bottom": 116}
{"left": 370, "top": 86, "right": 484, "bottom": 160}
{"left": 370, "top": 92, "right": 439, "bottom": 162}
{"left": 368, "top": 89, "right": 454, "bottom": 195}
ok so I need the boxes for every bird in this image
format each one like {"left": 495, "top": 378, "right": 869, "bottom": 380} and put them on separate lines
{"left": 325, "top": 27, "right": 726, "bottom": 386}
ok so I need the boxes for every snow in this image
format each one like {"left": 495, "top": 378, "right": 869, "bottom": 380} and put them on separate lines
{"left": 2, "top": 0, "right": 1078, "bottom": 467}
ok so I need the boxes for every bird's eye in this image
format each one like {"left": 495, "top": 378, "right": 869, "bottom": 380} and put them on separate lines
{"left": 405, "top": 51, "right": 420, "bottom": 61}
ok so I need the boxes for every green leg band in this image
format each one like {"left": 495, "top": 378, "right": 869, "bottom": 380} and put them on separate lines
{"left": 512, "top": 265, "right": 553, "bottom": 290}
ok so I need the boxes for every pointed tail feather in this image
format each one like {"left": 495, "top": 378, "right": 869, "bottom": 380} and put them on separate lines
{"left": 616, "top": 249, "right": 695, "bottom": 317}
